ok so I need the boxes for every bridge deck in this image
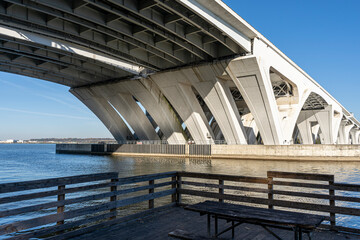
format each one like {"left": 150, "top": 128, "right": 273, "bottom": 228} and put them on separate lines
{"left": 72, "top": 206, "right": 360, "bottom": 240}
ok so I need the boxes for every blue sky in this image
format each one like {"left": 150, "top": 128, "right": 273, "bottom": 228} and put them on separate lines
{"left": 1, "top": 0, "right": 360, "bottom": 140}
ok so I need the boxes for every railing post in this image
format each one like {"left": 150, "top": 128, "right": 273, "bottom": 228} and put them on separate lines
{"left": 149, "top": 180, "right": 154, "bottom": 209}
{"left": 267, "top": 174, "right": 273, "bottom": 209}
{"left": 110, "top": 177, "right": 118, "bottom": 219}
{"left": 172, "top": 176, "right": 177, "bottom": 203}
{"left": 57, "top": 185, "right": 65, "bottom": 225}
{"left": 177, "top": 175, "right": 182, "bottom": 204}
{"left": 329, "top": 177, "right": 335, "bottom": 228}
{"left": 219, "top": 179, "right": 224, "bottom": 203}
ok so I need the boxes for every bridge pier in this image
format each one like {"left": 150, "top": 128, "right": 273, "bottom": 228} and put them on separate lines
{"left": 182, "top": 64, "right": 247, "bottom": 144}
{"left": 350, "top": 129, "right": 360, "bottom": 144}
{"left": 338, "top": 120, "right": 354, "bottom": 144}
{"left": 227, "top": 56, "right": 285, "bottom": 145}
{"left": 70, "top": 88, "right": 133, "bottom": 142}
{"left": 150, "top": 73, "right": 215, "bottom": 144}
{"left": 93, "top": 86, "right": 159, "bottom": 141}
{"left": 296, "top": 112, "right": 318, "bottom": 144}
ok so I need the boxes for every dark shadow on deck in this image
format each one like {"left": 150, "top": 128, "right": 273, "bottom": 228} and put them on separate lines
{"left": 73, "top": 206, "right": 360, "bottom": 240}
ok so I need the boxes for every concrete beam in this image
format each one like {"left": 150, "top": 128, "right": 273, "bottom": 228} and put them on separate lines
{"left": 0, "top": 25, "right": 143, "bottom": 75}
{"left": 70, "top": 88, "right": 133, "bottom": 142}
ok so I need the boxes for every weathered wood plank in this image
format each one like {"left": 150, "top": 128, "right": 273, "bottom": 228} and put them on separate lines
{"left": 114, "top": 189, "right": 176, "bottom": 209}
{"left": 44, "top": 203, "right": 177, "bottom": 240}
{"left": 180, "top": 189, "right": 360, "bottom": 216}
{"left": 182, "top": 181, "right": 360, "bottom": 203}
{"left": 190, "top": 181, "right": 360, "bottom": 203}
{"left": 115, "top": 171, "right": 177, "bottom": 185}
{"left": 0, "top": 172, "right": 118, "bottom": 193}
{"left": 0, "top": 201, "right": 117, "bottom": 235}
{"left": 185, "top": 201, "right": 325, "bottom": 229}
{"left": 182, "top": 180, "right": 268, "bottom": 194}
{"left": 57, "top": 185, "right": 65, "bottom": 225}
{"left": 69, "top": 206, "right": 357, "bottom": 240}
{"left": 179, "top": 188, "right": 269, "bottom": 206}
{"left": 168, "top": 229, "right": 225, "bottom": 240}
{"left": 178, "top": 172, "right": 268, "bottom": 184}
{"left": 149, "top": 180, "right": 154, "bottom": 209}
{"left": 0, "top": 181, "right": 175, "bottom": 218}
{"left": 267, "top": 171, "right": 334, "bottom": 181}
{"left": 333, "top": 182, "right": 360, "bottom": 192}
{"left": 6, "top": 212, "right": 117, "bottom": 240}
{"left": 272, "top": 180, "right": 330, "bottom": 189}
{"left": 319, "top": 224, "right": 360, "bottom": 234}
{"left": 0, "top": 181, "right": 115, "bottom": 204}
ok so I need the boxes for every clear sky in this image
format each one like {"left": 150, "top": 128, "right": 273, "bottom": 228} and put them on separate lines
{"left": 0, "top": 0, "right": 359, "bottom": 140}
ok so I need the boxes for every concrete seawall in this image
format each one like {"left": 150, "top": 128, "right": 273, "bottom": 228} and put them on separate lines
{"left": 56, "top": 144, "right": 360, "bottom": 161}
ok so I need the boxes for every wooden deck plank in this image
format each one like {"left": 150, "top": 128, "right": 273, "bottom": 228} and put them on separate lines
{"left": 71, "top": 206, "right": 360, "bottom": 240}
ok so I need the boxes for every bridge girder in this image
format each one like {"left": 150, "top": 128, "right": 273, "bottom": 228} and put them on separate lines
{"left": 0, "top": 0, "right": 359, "bottom": 144}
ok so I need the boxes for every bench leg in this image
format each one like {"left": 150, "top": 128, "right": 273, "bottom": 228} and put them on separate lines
{"left": 261, "top": 225, "right": 282, "bottom": 240}
{"left": 232, "top": 221, "right": 235, "bottom": 239}
{"left": 215, "top": 216, "right": 218, "bottom": 236}
{"left": 207, "top": 214, "right": 211, "bottom": 237}
{"left": 307, "top": 231, "right": 312, "bottom": 240}
{"left": 294, "top": 227, "right": 303, "bottom": 240}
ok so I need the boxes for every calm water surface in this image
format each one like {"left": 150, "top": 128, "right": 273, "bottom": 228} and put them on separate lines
{"left": 1, "top": 144, "right": 360, "bottom": 233}
{"left": 1, "top": 144, "right": 360, "bottom": 184}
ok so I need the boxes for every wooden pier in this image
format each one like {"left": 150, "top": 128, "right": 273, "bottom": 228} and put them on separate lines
{"left": 1, "top": 171, "right": 360, "bottom": 239}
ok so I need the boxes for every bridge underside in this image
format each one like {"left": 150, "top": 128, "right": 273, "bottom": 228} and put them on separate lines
{"left": 0, "top": 0, "right": 359, "bottom": 145}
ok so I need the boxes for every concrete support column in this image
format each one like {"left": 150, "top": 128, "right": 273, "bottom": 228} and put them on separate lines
{"left": 70, "top": 88, "right": 133, "bottom": 142}
{"left": 182, "top": 65, "right": 247, "bottom": 144}
{"left": 338, "top": 120, "right": 354, "bottom": 144}
{"left": 241, "top": 113, "right": 258, "bottom": 144}
{"left": 122, "top": 79, "right": 186, "bottom": 144}
{"left": 297, "top": 111, "right": 316, "bottom": 144}
{"left": 193, "top": 80, "right": 247, "bottom": 144}
{"left": 94, "top": 86, "right": 159, "bottom": 141}
{"left": 350, "top": 129, "right": 360, "bottom": 144}
{"left": 226, "top": 56, "right": 284, "bottom": 145}
{"left": 150, "top": 72, "right": 214, "bottom": 144}
{"left": 313, "top": 106, "right": 342, "bottom": 144}
{"left": 312, "top": 124, "right": 320, "bottom": 143}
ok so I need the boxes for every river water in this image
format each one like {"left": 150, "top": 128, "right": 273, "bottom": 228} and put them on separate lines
{"left": 1, "top": 144, "right": 360, "bottom": 232}
{"left": 2, "top": 144, "right": 360, "bottom": 184}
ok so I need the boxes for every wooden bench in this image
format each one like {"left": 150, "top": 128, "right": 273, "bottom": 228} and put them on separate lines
{"left": 185, "top": 201, "right": 325, "bottom": 240}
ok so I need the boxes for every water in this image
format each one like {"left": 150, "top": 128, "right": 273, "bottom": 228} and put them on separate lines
{"left": 1, "top": 144, "right": 360, "bottom": 234}
{"left": 2, "top": 144, "right": 360, "bottom": 184}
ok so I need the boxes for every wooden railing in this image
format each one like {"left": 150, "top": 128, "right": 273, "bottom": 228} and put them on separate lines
{"left": 0, "top": 172, "right": 178, "bottom": 239}
{"left": 178, "top": 171, "right": 360, "bottom": 234}
{"left": 2, "top": 171, "right": 360, "bottom": 239}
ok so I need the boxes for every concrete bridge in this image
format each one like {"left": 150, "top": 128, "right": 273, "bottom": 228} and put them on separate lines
{"left": 0, "top": 0, "right": 359, "bottom": 145}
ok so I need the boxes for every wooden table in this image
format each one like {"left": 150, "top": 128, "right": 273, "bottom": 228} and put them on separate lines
{"left": 185, "top": 201, "right": 325, "bottom": 240}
